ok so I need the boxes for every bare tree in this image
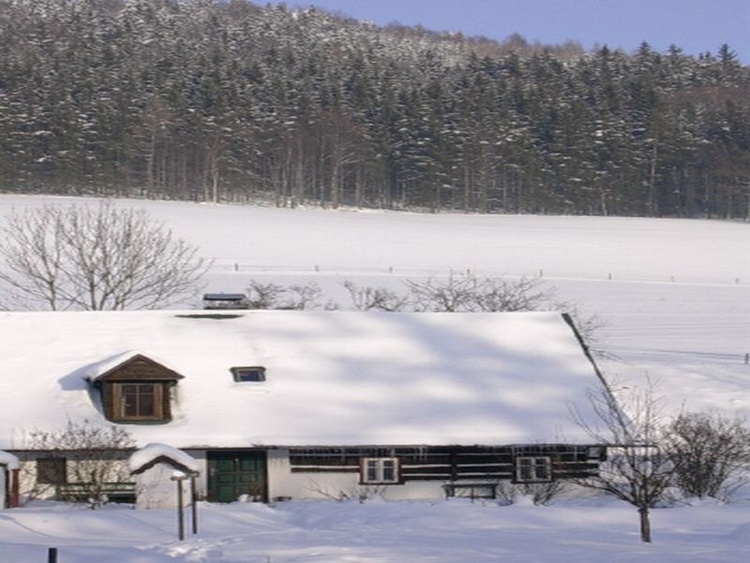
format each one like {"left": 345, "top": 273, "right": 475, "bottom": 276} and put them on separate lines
{"left": 245, "top": 280, "right": 287, "bottom": 309}
{"left": 25, "top": 420, "right": 135, "bottom": 508}
{"left": 246, "top": 273, "right": 601, "bottom": 347}
{"left": 343, "top": 280, "right": 409, "bottom": 311}
{"left": 344, "top": 274, "right": 603, "bottom": 346}
{"left": 665, "top": 411, "right": 750, "bottom": 500}
{"left": 572, "top": 379, "right": 674, "bottom": 543}
{"left": 0, "top": 202, "right": 208, "bottom": 310}
{"left": 344, "top": 273, "right": 554, "bottom": 313}
{"left": 404, "top": 273, "right": 554, "bottom": 312}
{"left": 245, "top": 280, "right": 332, "bottom": 310}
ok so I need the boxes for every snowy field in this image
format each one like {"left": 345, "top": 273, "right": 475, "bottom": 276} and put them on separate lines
{"left": 1, "top": 497, "right": 749, "bottom": 563}
{"left": 0, "top": 194, "right": 749, "bottom": 561}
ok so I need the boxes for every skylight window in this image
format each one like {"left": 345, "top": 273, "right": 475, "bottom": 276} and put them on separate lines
{"left": 230, "top": 366, "right": 266, "bottom": 383}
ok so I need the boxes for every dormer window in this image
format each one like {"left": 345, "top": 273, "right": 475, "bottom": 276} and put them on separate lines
{"left": 91, "top": 353, "right": 183, "bottom": 424}
{"left": 116, "top": 382, "right": 163, "bottom": 420}
{"left": 231, "top": 366, "right": 266, "bottom": 383}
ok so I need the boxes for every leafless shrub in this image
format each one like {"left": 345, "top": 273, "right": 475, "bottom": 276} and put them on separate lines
{"left": 496, "top": 481, "right": 565, "bottom": 506}
{"left": 343, "top": 280, "right": 409, "bottom": 311}
{"left": 251, "top": 273, "right": 602, "bottom": 347}
{"left": 25, "top": 420, "right": 135, "bottom": 509}
{"left": 306, "top": 480, "right": 386, "bottom": 503}
{"left": 665, "top": 411, "right": 750, "bottom": 501}
{"left": 245, "top": 281, "right": 288, "bottom": 309}
{"left": 245, "top": 280, "right": 333, "bottom": 310}
{"left": 405, "top": 273, "right": 553, "bottom": 312}
{"left": 344, "top": 273, "right": 556, "bottom": 313}
{"left": 286, "top": 282, "right": 329, "bottom": 310}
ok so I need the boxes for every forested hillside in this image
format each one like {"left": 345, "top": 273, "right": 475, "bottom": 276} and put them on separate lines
{"left": 1, "top": 0, "right": 748, "bottom": 217}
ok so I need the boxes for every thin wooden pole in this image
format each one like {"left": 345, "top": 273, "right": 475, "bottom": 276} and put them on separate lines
{"left": 176, "top": 479, "right": 185, "bottom": 541}
{"left": 10, "top": 468, "right": 20, "bottom": 508}
{"left": 190, "top": 476, "right": 198, "bottom": 535}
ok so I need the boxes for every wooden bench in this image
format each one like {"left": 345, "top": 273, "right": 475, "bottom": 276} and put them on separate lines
{"left": 57, "top": 482, "right": 136, "bottom": 504}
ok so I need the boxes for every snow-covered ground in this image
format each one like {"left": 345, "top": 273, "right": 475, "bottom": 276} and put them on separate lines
{"left": 1, "top": 496, "right": 749, "bottom": 562}
{"left": 0, "top": 194, "right": 748, "bottom": 561}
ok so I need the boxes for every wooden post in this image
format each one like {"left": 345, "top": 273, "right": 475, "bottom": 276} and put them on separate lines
{"left": 171, "top": 474, "right": 186, "bottom": 541}
{"left": 178, "top": 480, "right": 185, "bottom": 541}
{"left": 10, "top": 468, "right": 20, "bottom": 508}
{"left": 190, "top": 475, "right": 198, "bottom": 535}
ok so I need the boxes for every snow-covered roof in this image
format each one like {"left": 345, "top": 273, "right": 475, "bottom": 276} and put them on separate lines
{"left": 129, "top": 443, "right": 200, "bottom": 475}
{"left": 0, "top": 450, "right": 20, "bottom": 470}
{"left": 0, "top": 310, "right": 605, "bottom": 449}
{"left": 83, "top": 350, "right": 183, "bottom": 382}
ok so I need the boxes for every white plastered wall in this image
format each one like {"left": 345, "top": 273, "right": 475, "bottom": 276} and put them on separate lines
{"left": 266, "top": 450, "right": 448, "bottom": 502}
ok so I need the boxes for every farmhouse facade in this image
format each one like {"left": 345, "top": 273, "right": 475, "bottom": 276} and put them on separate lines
{"left": 0, "top": 310, "right": 608, "bottom": 508}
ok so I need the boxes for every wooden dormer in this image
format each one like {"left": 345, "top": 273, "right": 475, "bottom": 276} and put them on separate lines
{"left": 92, "top": 354, "right": 183, "bottom": 424}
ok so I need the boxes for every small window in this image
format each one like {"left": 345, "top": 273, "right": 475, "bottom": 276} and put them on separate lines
{"left": 94, "top": 354, "right": 180, "bottom": 424}
{"left": 515, "top": 456, "right": 552, "bottom": 483}
{"left": 122, "top": 382, "right": 156, "bottom": 417}
{"left": 37, "top": 457, "right": 67, "bottom": 485}
{"left": 231, "top": 366, "right": 266, "bottom": 382}
{"left": 361, "top": 457, "right": 400, "bottom": 484}
{"left": 109, "top": 382, "right": 167, "bottom": 422}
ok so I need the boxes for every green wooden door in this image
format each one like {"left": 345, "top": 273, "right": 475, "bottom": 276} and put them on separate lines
{"left": 207, "top": 451, "right": 268, "bottom": 503}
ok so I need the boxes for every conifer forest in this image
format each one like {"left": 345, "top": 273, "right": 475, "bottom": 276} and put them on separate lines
{"left": 1, "top": 0, "right": 749, "bottom": 218}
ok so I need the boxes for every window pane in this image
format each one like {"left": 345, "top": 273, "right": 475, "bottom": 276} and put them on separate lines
{"left": 382, "top": 460, "right": 395, "bottom": 482}
{"left": 118, "top": 383, "right": 159, "bottom": 418}
{"left": 37, "top": 457, "right": 66, "bottom": 485}
{"left": 535, "top": 458, "right": 550, "bottom": 481}
{"left": 122, "top": 384, "right": 138, "bottom": 416}
{"left": 139, "top": 386, "right": 155, "bottom": 416}
{"left": 366, "top": 460, "right": 378, "bottom": 482}
{"left": 231, "top": 367, "right": 266, "bottom": 382}
{"left": 518, "top": 458, "right": 533, "bottom": 481}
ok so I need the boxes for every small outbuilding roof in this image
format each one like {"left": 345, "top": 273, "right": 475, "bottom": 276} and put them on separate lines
{"left": 0, "top": 451, "right": 20, "bottom": 470}
{"left": 129, "top": 443, "right": 200, "bottom": 475}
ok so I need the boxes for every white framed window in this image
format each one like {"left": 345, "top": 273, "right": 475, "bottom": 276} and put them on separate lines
{"left": 515, "top": 456, "right": 552, "bottom": 483}
{"left": 361, "top": 457, "right": 400, "bottom": 484}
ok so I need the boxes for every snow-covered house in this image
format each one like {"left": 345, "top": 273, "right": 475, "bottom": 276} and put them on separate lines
{"left": 0, "top": 310, "right": 608, "bottom": 507}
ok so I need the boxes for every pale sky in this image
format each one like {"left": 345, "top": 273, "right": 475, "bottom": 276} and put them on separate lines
{"left": 273, "top": 0, "right": 749, "bottom": 63}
